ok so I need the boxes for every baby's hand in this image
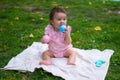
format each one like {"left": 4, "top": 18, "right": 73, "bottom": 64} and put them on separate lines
{"left": 41, "top": 35, "right": 50, "bottom": 43}
{"left": 65, "top": 26, "right": 72, "bottom": 35}
{"left": 66, "top": 26, "right": 72, "bottom": 32}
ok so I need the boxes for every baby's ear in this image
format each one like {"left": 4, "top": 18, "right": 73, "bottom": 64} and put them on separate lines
{"left": 67, "top": 26, "right": 72, "bottom": 32}
{"left": 50, "top": 20, "right": 54, "bottom": 25}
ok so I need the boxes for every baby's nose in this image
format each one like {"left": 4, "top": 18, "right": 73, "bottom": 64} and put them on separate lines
{"left": 60, "top": 21, "right": 65, "bottom": 25}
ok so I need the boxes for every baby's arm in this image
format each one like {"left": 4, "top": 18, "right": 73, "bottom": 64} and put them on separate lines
{"left": 64, "top": 26, "right": 72, "bottom": 45}
{"left": 41, "top": 26, "right": 51, "bottom": 44}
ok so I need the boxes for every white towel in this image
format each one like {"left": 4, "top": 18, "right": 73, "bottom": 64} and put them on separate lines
{"left": 2, "top": 42, "right": 114, "bottom": 80}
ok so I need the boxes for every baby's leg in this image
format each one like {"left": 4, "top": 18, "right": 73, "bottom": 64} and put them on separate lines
{"left": 39, "top": 50, "right": 54, "bottom": 65}
{"left": 65, "top": 49, "right": 76, "bottom": 65}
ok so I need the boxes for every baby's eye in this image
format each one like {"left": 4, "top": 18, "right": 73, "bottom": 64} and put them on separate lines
{"left": 63, "top": 18, "right": 66, "bottom": 20}
{"left": 57, "top": 18, "right": 61, "bottom": 21}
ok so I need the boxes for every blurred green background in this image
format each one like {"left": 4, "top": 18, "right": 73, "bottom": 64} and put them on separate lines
{"left": 0, "top": 0, "right": 120, "bottom": 80}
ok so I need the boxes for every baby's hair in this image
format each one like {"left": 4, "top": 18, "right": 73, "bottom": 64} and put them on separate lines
{"left": 49, "top": 7, "right": 67, "bottom": 20}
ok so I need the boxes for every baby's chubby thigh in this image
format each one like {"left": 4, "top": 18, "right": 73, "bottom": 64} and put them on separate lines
{"left": 64, "top": 48, "right": 76, "bottom": 57}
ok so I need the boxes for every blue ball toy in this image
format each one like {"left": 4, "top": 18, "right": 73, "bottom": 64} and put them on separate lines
{"left": 59, "top": 25, "right": 66, "bottom": 32}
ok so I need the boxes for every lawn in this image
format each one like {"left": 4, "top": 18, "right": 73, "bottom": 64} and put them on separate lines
{"left": 0, "top": 0, "right": 120, "bottom": 80}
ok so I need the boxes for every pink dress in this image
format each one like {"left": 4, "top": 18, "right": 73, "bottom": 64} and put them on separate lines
{"left": 43, "top": 24, "right": 72, "bottom": 58}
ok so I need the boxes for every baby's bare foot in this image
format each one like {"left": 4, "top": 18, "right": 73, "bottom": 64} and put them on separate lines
{"left": 39, "top": 60, "right": 52, "bottom": 65}
{"left": 67, "top": 62, "right": 76, "bottom": 65}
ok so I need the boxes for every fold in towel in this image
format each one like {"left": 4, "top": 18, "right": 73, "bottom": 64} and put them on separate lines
{"left": 2, "top": 42, "right": 114, "bottom": 80}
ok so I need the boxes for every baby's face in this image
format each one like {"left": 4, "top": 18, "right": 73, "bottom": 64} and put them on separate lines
{"left": 51, "top": 12, "right": 67, "bottom": 31}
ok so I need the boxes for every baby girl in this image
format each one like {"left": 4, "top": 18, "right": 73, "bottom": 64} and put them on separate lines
{"left": 39, "top": 7, "right": 76, "bottom": 65}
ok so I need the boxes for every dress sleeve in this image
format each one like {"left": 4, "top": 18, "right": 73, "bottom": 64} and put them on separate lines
{"left": 45, "top": 24, "right": 51, "bottom": 35}
{"left": 41, "top": 25, "right": 51, "bottom": 43}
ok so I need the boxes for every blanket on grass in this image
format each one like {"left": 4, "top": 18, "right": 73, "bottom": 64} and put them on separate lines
{"left": 2, "top": 42, "right": 114, "bottom": 80}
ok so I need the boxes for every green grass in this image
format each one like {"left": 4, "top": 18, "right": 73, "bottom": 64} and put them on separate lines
{"left": 0, "top": 0, "right": 120, "bottom": 80}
